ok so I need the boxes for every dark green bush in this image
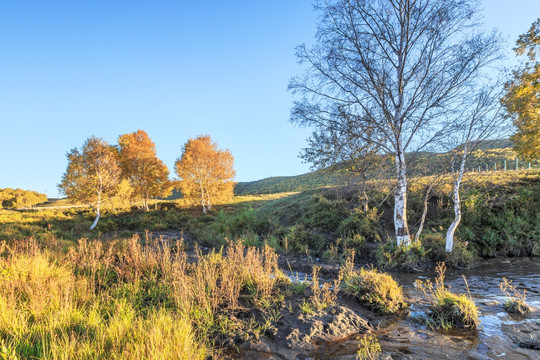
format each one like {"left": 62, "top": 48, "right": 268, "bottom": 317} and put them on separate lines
{"left": 376, "top": 240, "right": 429, "bottom": 271}
{"left": 421, "top": 233, "right": 476, "bottom": 268}
{"left": 342, "top": 234, "right": 367, "bottom": 254}
{"left": 283, "top": 224, "right": 326, "bottom": 254}
{"left": 337, "top": 209, "right": 381, "bottom": 242}
{"left": 302, "top": 195, "right": 349, "bottom": 233}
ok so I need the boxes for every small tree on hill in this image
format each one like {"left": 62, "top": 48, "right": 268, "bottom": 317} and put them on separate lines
{"left": 175, "top": 135, "right": 236, "bottom": 213}
{"left": 118, "top": 130, "right": 172, "bottom": 211}
{"left": 300, "top": 120, "right": 384, "bottom": 212}
{"left": 58, "top": 136, "right": 121, "bottom": 230}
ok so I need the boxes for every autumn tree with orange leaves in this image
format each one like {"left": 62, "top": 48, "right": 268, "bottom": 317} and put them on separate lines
{"left": 118, "top": 130, "right": 172, "bottom": 211}
{"left": 59, "top": 136, "right": 121, "bottom": 230}
{"left": 175, "top": 135, "right": 235, "bottom": 213}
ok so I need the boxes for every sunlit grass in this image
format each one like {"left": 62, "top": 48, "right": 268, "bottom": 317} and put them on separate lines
{"left": 0, "top": 236, "right": 288, "bottom": 358}
{"left": 415, "top": 263, "right": 478, "bottom": 329}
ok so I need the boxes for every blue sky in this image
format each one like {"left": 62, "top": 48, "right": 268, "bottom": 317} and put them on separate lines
{"left": 0, "top": 1, "right": 538, "bottom": 197}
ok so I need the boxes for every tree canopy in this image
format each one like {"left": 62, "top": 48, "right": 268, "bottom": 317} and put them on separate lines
{"left": 289, "top": 0, "right": 502, "bottom": 245}
{"left": 58, "top": 136, "right": 121, "bottom": 229}
{"left": 0, "top": 188, "right": 48, "bottom": 209}
{"left": 175, "top": 135, "right": 235, "bottom": 213}
{"left": 118, "top": 130, "right": 172, "bottom": 211}
{"left": 502, "top": 18, "right": 540, "bottom": 161}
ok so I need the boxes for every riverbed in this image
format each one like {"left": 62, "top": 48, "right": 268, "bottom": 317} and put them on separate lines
{"left": 233, "top": 257, "right": 540, "bottom": 360}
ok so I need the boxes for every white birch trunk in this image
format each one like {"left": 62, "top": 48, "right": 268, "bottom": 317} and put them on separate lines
{"left": 393, "top": 12, "right": 410, "bottom": 247}
{"left": 89, "top": 178, "right": 102, "bottom": 230}
{"left": 143, "top": 195, "right": 149, "bottom": 212}
{"left": 207, "top": 191, "right": 212, "bottom": 211}
{"left": 394, "top": 147, "right": 410, "bottom": 246}
{"left": 445, "top": 145, "right": 468, "bottom": 252}
{"left": 199, "top": 182, "right": 207, "bottom": 213}
{"left": 89, "top": 206, "right": 100, "bottom": 230}
{"left": 415, "top": 182, "right": 434, "bottom": 242}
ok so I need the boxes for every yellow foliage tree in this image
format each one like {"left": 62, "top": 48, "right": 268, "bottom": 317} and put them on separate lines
{"left": 175, "top": 135, "right": 235, "bottom": 213}
{"left": 118, "top": 130, "right": 172, "bottom": 211}
{"left": 109, "top": 179, "right": 134, "bottom": 211}
{"left": 58, "top": 136, "right": 121, "bottom": 229}
{"left": 502, "top": 18, "right": 540, "bottom": 160}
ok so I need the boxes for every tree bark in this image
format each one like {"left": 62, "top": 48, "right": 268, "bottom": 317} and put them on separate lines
{"left": 89, "top": 178, "right": 102, "bottom": 230}
{"left": 360, "top": 173, "right": 369, "bottom": 213}
{"left": 394, "top": 146, "right": 410, "bottom": 246}
{"left": 415, "top": 182, "right": 435, "bottom": 242}
{"left": 393, "top": 11, "right": 410, "bottom": 247}
{"left": 446, "top": 145, "right": 468, "bottom": 252}
{"left": 143, "top": 195, "right": 149, "bottom": 212}
{"left": 199, "top": 182, "right": 207, "bottom": 213}
{"left": 89, "top": 206, "right": 100, "bottom": 230}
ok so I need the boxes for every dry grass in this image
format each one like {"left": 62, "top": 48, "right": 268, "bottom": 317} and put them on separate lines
{"left": 0, "top": 235, "right": 286, "bottom": 359}
{"left": 357, "top": 334, "right": 381, "bottom": 360}
{"left": 310, "top": 265, "right": 342, "bottom": 311}
{"left": 342, "top": 253, "right": 405, "bottom": 315}
{"left": 499, "top": 277, "right": 532, "bottom": 314}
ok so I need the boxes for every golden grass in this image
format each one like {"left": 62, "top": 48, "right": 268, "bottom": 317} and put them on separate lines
{"left": 0, "top": 235, "right": 286, "bottom": 359}
{"left": 342, "top": 254, "right": 405, "bottom": 314}
{"left": 499, "top": 277, "right": 532, "bottom": 314}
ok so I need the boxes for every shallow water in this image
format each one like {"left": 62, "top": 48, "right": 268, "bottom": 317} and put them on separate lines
{"left": 329, "top": 257, "right": 540, "bottom": 359}
{"left": 237, "top": 257, "right": 540, "bottom": 359}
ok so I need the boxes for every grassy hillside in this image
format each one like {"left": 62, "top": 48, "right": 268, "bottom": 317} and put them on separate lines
{"left": 235, "top": 141, "right": 539, "bottom": 196}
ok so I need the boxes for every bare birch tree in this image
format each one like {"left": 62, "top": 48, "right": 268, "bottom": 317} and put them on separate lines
{"left": 289, "top": 0, "right": 501, "bottom": 246}
{"left": 300, "top": 116, "right": 385, "bottom": 212}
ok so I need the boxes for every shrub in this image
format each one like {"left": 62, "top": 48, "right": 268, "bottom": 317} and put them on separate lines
{"left": 342, "top": 234, "right": 367, "bottom": 255}
{"left": 337, "top": 209, "right": 381, "bottom": 242}
{"left": 421, "top": 233, "right": 476, "bottom": 268}
{"left": 342, "top": 265, "right": 405, "bottom": 315}
{"left": 376, "top": 240, "right": 429, "bottom": 271}
{"left": 303, "top": 195, "right": 350, "bottom": 233}
{"left": 284, "top": 224, "right": 326, "bottom": 254}
{"left": 226, "top": 207, "right": 270, "bottom": 238}
{"left": 415, "top": 263, "right": 478, "bottom": 329}
{"left": 309, "top": 266, "right": 341, "bottom": 311}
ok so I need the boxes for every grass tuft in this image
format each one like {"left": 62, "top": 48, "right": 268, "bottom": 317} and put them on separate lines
{"left": 415, "top": 262, "right": 478, "bottom": 329}
{"left": 499, "top": 277, "right": 532, "bottom": 314}
{"left": 342, "top": 254, "right": 406, "bottom": 314}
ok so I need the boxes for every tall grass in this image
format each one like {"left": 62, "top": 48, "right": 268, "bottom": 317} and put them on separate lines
{"left": 0, "top": 235, "right": 286, "bottom": 359}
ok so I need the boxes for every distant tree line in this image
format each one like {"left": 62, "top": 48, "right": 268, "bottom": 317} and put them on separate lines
{"left": 0, "top": 188, "right": 48, "bottom": 209}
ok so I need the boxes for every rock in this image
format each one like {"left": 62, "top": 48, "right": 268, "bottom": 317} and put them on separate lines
{"left": 278, "top": 305, "right": 371, "bottom": 351}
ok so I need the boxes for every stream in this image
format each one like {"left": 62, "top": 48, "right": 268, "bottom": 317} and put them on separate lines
{"left": 235, "top": 257, "right": 540, "bottom": 360}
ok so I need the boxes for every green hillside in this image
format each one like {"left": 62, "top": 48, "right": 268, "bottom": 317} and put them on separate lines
{"left": 235, "top": 140, "right": 539, "bottom": 196}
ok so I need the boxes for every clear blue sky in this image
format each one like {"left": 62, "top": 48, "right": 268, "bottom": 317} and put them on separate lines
{"left": 0, "top": 1, "right": 538, "bottom": 197}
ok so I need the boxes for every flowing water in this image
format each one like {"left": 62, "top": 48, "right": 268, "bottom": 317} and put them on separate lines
{"left": 235, "top": 257, "right": 540, "bottom": 359}
{"left": 326, "top": 257, "right": 540, "bottom": 359}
